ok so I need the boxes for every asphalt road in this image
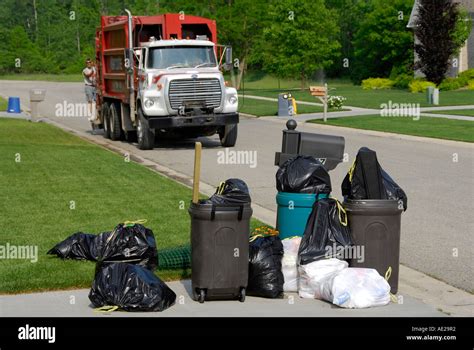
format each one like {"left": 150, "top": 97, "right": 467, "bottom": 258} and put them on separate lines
{"left": 1, "top": 80, "right": 473, "bottom": 293}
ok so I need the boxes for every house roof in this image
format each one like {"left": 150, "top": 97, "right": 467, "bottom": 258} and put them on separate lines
{"left": 407, "top": 0, "right": 420, "bottom": 29}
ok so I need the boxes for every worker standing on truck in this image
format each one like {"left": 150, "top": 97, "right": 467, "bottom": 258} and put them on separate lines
{"left": 83, "top": 58, "right": 97, "bottom": 121}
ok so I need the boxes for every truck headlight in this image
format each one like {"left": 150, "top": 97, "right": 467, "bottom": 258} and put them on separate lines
{"left": 144, "top": 98, "right": 154, "bottom": 108}
{"left": 228, "top": 95, "right": 237, "bottom": 105}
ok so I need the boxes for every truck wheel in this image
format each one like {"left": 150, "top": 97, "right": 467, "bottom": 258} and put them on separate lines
{"left": 219, "top": 124, "right": 238, "bottom": 147}
{"left": 137, "top": 106, "right": 155, "bottom": 150}
{"left": 109, "top": 103, "right": 122, "bottom": 141}
{"left": 102, "top": 103, "right": 111, "bottom": 139}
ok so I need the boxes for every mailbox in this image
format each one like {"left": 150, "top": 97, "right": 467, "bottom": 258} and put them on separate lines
{"left": 278, "top": 93, "right": 294, "bottom": 117}
{"left": 29, "top": 89, "right": 46, "bottom": 102}
{"left": 275, "top": 119, "right": 345, "bottom": 171}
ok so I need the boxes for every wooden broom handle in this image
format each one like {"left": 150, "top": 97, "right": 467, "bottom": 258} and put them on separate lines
{"left": 192, "top": 142, "right": 202, "bottom": 204}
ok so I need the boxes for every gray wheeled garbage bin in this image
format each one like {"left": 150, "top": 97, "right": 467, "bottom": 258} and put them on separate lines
{"left": 344, "top": 199, "right": 403, "bottom": 294}
{"left": 189, "top": 201, "right": 252, "bottom": 303}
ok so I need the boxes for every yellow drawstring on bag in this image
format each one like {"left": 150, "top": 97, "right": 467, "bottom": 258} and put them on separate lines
{"left": 385, "top": 266, "right": 398, "bottom": 303}
{"left": 348, "top": 159, "right": 356, "bottom": 182}
{"left": 123, "top": 219, "right": 148, "bottom": 227}
{"left": 330, "top": 197, "right": 348, "bottom": 227}
{"left": 216, "top": 181, "right": 226, "bottom": 195}
{"left": 105, "top": 219, "right": 148, "bottom": 244}
{"left": 94, "top": 305, "right": 119, "bottom": 313}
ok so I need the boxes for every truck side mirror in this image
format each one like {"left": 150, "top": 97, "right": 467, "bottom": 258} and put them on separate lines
{"left": 224, "top": 46, "right": 232, "bottom": 71}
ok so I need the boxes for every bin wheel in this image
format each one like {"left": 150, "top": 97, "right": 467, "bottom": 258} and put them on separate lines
{"left": 239, "top": 287, "right": 246, "bottom": 302}
{"left": 198, "top": 289, "right": 206, "bottom": 304}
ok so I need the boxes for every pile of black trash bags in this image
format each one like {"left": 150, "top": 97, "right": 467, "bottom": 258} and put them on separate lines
{"left": 247, "top": 149, "right": 407, "bottom": 299}
{"left": 48, "top": 222, "right": 176, "bottom": 312}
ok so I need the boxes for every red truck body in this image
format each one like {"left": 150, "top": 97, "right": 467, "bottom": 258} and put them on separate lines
{"left": 95, "top": 14, "right": 217, "bottom": 104}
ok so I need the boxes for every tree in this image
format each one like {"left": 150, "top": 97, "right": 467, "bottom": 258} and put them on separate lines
{"left": 257, "top": 0, "right": 340, "bottom": 89}
{"left": 351, "top": 0, "right": 414, "bottom": 84}
{"left": 414, "top": 0, "right": 469, "bottom": 85}
{"left": 325, "top": 0, "right": 374, "bottom": 78}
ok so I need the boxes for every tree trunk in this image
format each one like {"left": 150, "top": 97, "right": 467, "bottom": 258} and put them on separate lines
{"left": 301, "top": 71, "right": 306, "bottom": 90}
{"left": 236, "top": 57, "right": 246, "bottom": 90}
{"left": 77, "top": 28, "right": 81, "bottom": 54}
{"left": 33, "top": 0, "right": 38, "bottom": 42}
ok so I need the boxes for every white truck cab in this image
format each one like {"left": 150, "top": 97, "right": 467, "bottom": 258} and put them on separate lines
{"left": 134, "top": 38, "right": 239, "bottom": 149}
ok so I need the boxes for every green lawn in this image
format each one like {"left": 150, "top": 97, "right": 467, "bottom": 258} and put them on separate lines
{"left": 0, "top": 97, "right": 6, "bottom": 111}
{"left": 309, "top": 115, "right": 474, "bottom": 143}
{"left": 424, "top": 109, "right": 474, "bottom": 117}
{"left": 238, "top": 95, "right": 346, "bottom": 116}
{"left": 237, "top": 73, "right": 474, "bottom": 109}
{"left": 0, "top": 119, "right": 262, "bottom": 293}
{"left": 0, "top": 74, "right": 83, "bottom": 82}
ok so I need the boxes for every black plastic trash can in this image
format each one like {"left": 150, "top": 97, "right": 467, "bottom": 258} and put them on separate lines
{"left": 189, "top": 201, "right": 252, "bottom": 303}
{"left": 344, "top": 199, "right": 403, "bottom": 294}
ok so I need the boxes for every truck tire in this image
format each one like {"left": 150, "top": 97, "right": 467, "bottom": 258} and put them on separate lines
{"left": 109, "top": 103, "right": 122, "bottom": 141}
{"left": 102, "top": 103, "right": 111, "bottom": 139}
{"left": 137, "top": 106, "right": 155, "bottom": 150}
{"left": 219, "top": 124, "right": 238, "bottom": 147}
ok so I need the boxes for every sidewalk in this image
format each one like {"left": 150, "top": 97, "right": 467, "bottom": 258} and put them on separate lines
{"left": 0, "top": 280, "right": 446, "bottom": 317}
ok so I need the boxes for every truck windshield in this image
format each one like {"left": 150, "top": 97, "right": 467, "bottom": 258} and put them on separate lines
{"left": 147, "top": 46, "right": 217, "bottom": 69}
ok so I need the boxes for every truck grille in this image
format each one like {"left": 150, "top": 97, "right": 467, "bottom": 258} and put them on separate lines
{"left": 168, "top": 78, "right": 222, "bottom": 110}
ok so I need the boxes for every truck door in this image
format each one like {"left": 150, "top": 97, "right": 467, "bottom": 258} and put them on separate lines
{"left": 138, "top": 48, "right": 147, "bottom": 91}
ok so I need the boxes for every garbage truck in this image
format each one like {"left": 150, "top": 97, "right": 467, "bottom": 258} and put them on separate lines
{"left": 93, "top": 11, "right": 239, "bottom": 150}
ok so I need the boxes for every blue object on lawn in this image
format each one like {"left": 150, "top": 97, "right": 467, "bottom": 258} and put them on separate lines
{"left": 7, "top": 97, "right": 21, "bottom": 113}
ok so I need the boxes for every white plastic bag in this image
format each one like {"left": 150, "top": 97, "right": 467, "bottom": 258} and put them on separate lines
{"left": 282, "top": 237, "right": 301, "bottom": 292}
{"left": 298, "top": 258, "right": 348, "bottom": 298}
{"left": 329, "top": 268, "right": 391, "bottom": 308}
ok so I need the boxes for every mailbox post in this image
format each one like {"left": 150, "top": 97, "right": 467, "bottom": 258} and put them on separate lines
{"left": 29, "top": 89, "right": 46, "bottom": 121}
{"left": 310, "top": 84, "right": 328, "bottom": 122}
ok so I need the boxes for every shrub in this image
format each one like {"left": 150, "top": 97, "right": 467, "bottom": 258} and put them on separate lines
{"left": 458, "top": 68, "right": 474, "bottom": 84}
{"left": 327, "top": 95, "right": 347, "bottom": 109}
{"left": 439, "top": 77, "right": 465, "bottom": 91}
{"left": 393, "top": 74, "right": 412, "bottom": 89}
{"left": 361, "top": 78, "right": 394, "bottom": 90}
{"left": 468, "top": 80, "right": 474, "bottom": 90}
{"left": 408, "top": 79, "right": 436, "bottom": 93}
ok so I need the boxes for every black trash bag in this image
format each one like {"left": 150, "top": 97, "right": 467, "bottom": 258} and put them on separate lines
{"left": 208, "top": 178, "right": 251, "bottom": 205}
{"left": 247, "top": 236, "right": 284, "bottom": 298}
{"left": 89, "top": 262, "right": 176, "bottom": 312}
{"left": 47, "top": 232, "right": 110, "bottom": 260}
{"left": 341, "top": 147, "right": 407, "bottom": 211}
{"left": 382, "top": 169, "right": 408, "bottom": 211}
{"left": 48, "top": 223, "right": 158, "bottom": 270}
{"left": 276, "top": 156, "right": 332, "bottom": 194}
{"left": 298, "top": 198, "right": 353, "bottom": 265}
{"left": 97, "top": 223, "right": 158, "bottom": 271}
